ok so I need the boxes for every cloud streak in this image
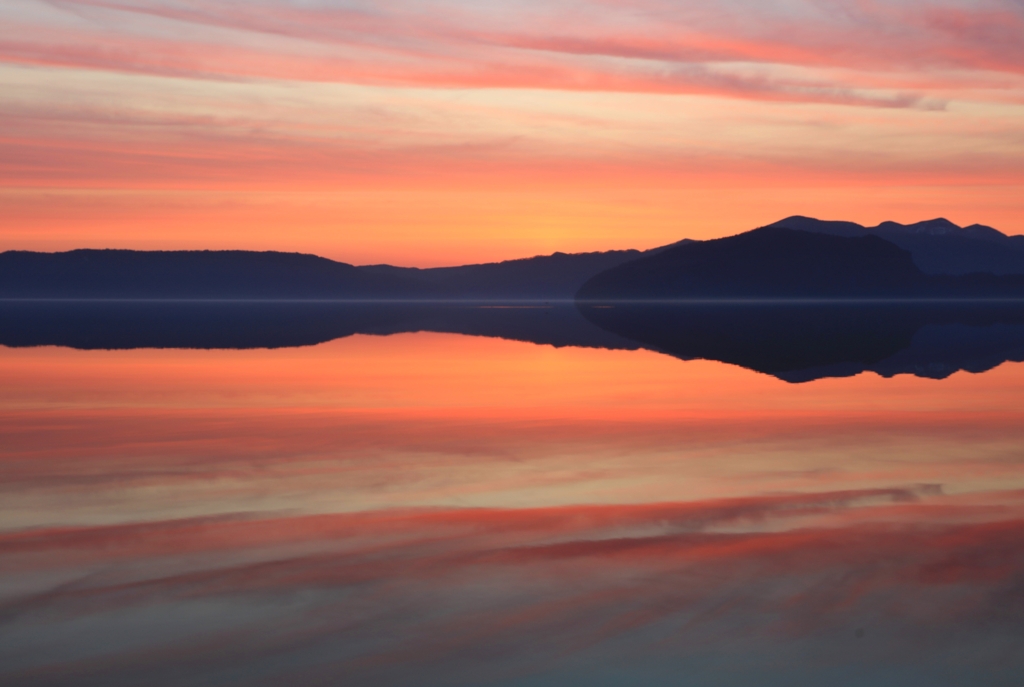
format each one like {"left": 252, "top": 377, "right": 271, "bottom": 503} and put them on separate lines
{"left": 2, "top": 0, "right": 1022, "bottom": 106}
{"left": 2, "top": 0, "right": 1024, "bottom": 256}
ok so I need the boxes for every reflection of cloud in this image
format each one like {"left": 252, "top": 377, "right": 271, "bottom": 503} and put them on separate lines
{"left": 3, "top": 397, "right": 1024, "bottom": 530}
{"left": 2, "top": 489, "right": 1024, "bottom": 685}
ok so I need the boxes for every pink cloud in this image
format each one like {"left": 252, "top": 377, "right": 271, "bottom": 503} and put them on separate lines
{"left": 3, "top": 0, "right": 1022, "bottom": 106}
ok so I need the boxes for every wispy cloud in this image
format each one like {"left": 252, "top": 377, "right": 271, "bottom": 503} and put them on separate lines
{"left": 3, "top": 0, "right": 1023, "bottom": 106}
{"left": 3, "top": 0, "right": 1024, "bottom": 252}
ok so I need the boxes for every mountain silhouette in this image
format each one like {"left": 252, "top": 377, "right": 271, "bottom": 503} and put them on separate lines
{"left": 3, "top": 219, "right": 1022, "bottom": 300}
{"left": 575, "top": 226, "right": 1024, "bottom": 301}
{"left": 767, "top": 216, "right": 1024, "bottom": 275}
{"left": 0, "top": 250, "right": 414, "bottom": 300}
{"left": 6, "top": 218, "right": 1024, "bottom": 382}
{"left": 361, "top": 248, "right": 657, "bottom": 299}
{"left": 0, "top": 247, "right": 656, "bottom": 301}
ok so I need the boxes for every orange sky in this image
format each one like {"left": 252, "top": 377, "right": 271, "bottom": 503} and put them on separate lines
{"left": 2, "top": 0, "right": 1024, "bottom": 265}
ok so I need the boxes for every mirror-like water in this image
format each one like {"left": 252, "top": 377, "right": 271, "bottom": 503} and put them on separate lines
{"left": 2, "top": 306, "right": 1023, "bottom": 686}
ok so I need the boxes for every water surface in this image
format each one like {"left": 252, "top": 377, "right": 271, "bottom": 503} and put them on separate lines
{"left": 2, "top": 307, "right": 1023, "bottom": 685}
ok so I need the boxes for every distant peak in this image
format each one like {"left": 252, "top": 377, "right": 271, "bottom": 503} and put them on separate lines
{"left": 962, "top": 223, "right": 1009, "bottom": 239}
{"left": 763, "top": 216, "right": 868, "bottom": 238}
{"left": 873, "top": 218, "right": 963, "bottom": 235}
{"left": 921, "top": 217, "right": 959, "bottom": 227}
{"left": 766, "top": 216, "right": 866, "bottom": 227}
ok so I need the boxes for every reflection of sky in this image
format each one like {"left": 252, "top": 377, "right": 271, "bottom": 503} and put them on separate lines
{"left": 2, "top": 333, "right": 1023, "bottom": 684}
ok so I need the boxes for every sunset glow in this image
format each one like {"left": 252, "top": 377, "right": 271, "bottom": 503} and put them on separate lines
{"left": 3, "top": 0, "right": 1024, "bottom": 263}
{"left": 3, "top": 3, "right": 1024, "bottom": 684}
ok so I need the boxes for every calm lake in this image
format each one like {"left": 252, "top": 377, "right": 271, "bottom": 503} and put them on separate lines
{"left": 2, "top": 303, "right": 1023, "bottom": 686}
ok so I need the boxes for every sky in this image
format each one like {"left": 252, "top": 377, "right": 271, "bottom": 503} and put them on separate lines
{"left": 2, "top": 0, "right": 1024, "bottom": 265}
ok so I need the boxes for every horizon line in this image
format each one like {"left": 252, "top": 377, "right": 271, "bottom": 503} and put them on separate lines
{"left": 6, "top": 297, "right": 1024, "bottom": 305}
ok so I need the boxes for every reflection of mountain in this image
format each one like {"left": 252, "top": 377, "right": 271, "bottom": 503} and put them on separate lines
{"left": 577, "top": 302, "right": 1024, "bottom": 382}
{"left": 570, "top": 224, "right": 1024, "bottom": 380}
{"left": 6, "top": 216, "right": 1024, "bottom": 382}
{"left": 0, "top": 301, "right": 639, "bottom": 352}
{"left": 4, "top": 301, "right": 1024, "bottom": 383}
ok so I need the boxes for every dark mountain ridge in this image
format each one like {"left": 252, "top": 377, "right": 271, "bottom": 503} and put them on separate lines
{"left": 3, "top": 216, "right": 1022, "bottom": 301}
{"left": 0, "top": 249, "right": 413, "bottom": 300}
{"left": 576, "top": 226, "right": 1024, "bottom": 301}
{"left": 767, "top": 215, "right": 1024, "bottom": 275}
{"left": 360, "top": 247, "right": 653, "bottom": 299}
{"left": 0, "top": 247, "right": 651, "bottom": 301}
{"left": 6, "top": 222, "right": 1024, "bottom": 382}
